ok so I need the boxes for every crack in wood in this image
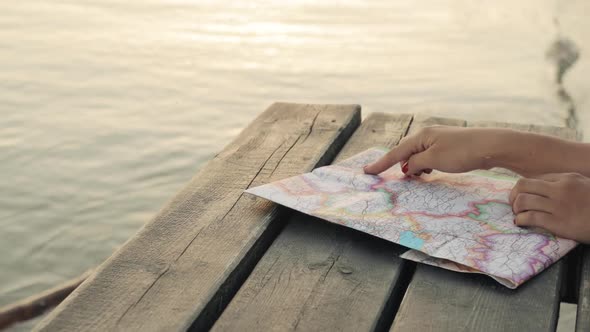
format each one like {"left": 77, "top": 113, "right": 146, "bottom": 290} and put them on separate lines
{"left": 174, "top": 228, "right": 204, "bottom": 263}
{"left": 260, "top": 254, "right": 282, "bottom": 290}
{"left": 319, "top": 256, "right": 338, "bottom": 284}
{"left": 169, "top": 140, "right": 289, "bottom": 274}
{"left": 163, "top": 140, "right": 287, "bottom": 287}
{"left": 269, "top": 135, "right": 301, "bottom": 179}
{"left": 117, "top": 265, "right": 171, "bottom": 324}
{"left": 290, "top": 249, "right": 343, "bottom": 330}
{"left": 301, "top": 107, "right": 323, "bottom": 143}
{"left": 33, "top": 104, "right": 366, "bottom": 332}
{"left": 216, "top": 141, "right": 285, "bottom": 225}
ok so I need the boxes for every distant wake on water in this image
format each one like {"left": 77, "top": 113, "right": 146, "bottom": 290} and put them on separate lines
{"left": 546, "top": 19, "right": 580, "bottom": 129}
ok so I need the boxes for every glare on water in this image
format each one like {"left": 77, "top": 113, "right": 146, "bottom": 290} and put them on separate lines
{"left": 0, "top": 1, "right": 588, "bottom": 330}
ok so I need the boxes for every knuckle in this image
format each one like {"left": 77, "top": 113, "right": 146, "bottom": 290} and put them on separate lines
{"left": 514, "top": 178, "right": 527, "bottom": 192}
{"left": 420, "top": 126, "right": 433, "bottom": 134}
{"left": 561, "top": 173, "right": 581, "bottom": 188}
{"left": 556, "top": 186, "right": 569, "bottom": 198}
{"left": 513, "top": 194, "right": 527, "bottom": 211}
{"left": 509, "top": 189, "right": 517, "bottom": 204}
{"left": 568, "top": 172, "right": 584, "bottom": 181}
{"left": 419, "top": 126, "right": 437, "bottom": 136}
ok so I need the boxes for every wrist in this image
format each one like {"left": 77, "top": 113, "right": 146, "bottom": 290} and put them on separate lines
{"left": 477, "top": 129, "right": 526, "bottom": 172}
{"left": 480, "top": 129, "right": 582, "bottom": 176}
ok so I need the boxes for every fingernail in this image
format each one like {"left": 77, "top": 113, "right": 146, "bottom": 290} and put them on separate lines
{"left": 402, "top": 162, "right": 409, "bottom": 174}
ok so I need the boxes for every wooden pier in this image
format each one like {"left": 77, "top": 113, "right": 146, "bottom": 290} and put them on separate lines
{"left": 33, "top": 103, "right": 590, "bottom": 331}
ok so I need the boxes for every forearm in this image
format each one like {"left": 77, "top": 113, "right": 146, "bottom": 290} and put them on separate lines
{"left": 481, "top": 129, "right": 590, "bottom": 177}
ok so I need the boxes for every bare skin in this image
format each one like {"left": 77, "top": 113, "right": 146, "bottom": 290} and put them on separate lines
{"left": 363, "top": 126, "right": 590, "bottom": 243}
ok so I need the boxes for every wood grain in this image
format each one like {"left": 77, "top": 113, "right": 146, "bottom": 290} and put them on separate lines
{"left": 392, "top": 263, "right": 563, "bottom": 331}
{"left": 212, "top": 113, "right": 414, "bottom": 332}
{"left": 391, "top": 120, "right": 577, "bottom": 332}
{"left": 34, "top": 103, "right": 361, "bottom": 332}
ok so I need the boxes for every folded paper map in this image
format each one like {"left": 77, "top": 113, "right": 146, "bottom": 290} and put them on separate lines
{"left": 246, "top": 147, "right": 577, "bottom": 288}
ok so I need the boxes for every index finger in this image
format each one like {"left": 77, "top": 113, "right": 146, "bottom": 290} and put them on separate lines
{"left": 364, "top": 135, "right": 421, "bottom": 174}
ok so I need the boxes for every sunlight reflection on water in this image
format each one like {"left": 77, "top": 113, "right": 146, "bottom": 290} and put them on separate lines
{"left": 1, "top": 1, "right": 589, "bottom": 330}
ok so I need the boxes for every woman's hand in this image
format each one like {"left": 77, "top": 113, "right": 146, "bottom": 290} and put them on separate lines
{"left": 510, "top": 173, "right": 590, "bottom": 243}
{"left": 363, "top": 126, "right": 505, "bottom": 175}
{"left": 363, "top": 125, "right": 590, "bottom": 178}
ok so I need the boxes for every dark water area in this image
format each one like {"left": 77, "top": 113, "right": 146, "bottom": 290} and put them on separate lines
{"left": 1, "top": 1, "right": 589, "bottom": 330}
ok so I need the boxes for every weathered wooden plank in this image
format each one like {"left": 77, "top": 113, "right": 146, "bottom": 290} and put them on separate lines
{"left": 393, "top": 263, "right": 563, "bottom": 331}
{"left": 391, "top": 121, "right": 576, "bottom": 332}
{"left": 212, "top": 113, "right": 414, "bottom": 331}
{"left": 34, "top": 103, "right": 361, "bottom": 332}
{"left": 576, "top": 245, "right": 590, "bottom": 332}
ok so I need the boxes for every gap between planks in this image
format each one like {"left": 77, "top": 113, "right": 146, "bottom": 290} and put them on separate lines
{"left": 390, "top": 119, "right": 579, "bottom": 332}
{"left": 34, "top": 103, "right": 361, "bottom": 332}
{"left": 211, "top": 113, "right": 416, "bottom": 332}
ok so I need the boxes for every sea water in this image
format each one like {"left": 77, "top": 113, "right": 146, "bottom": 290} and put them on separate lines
{"left": 1, "top": 1, "right": 588, "bottom": 330}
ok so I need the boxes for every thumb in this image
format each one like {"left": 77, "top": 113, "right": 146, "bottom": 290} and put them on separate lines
{"left": 405, "top": 151, "right": 433, "bottom": 175}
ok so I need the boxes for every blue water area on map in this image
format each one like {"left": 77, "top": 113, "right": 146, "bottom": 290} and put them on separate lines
{"left": 399, "top": 231, "right": 425, "bottom": 250}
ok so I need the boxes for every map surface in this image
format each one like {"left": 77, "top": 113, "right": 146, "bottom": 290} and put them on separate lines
{"left": 246, "top": 147, "right": 577, "bottom": 288}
